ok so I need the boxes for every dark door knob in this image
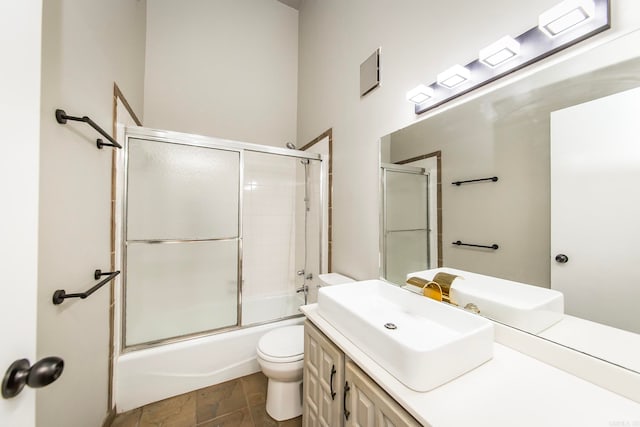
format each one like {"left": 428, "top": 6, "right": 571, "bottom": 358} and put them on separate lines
{"left": 2, "top": 357, "right": 64, "bottom": 399}
{"left": 555, "top": 254, "right": 569, "bottom": 264}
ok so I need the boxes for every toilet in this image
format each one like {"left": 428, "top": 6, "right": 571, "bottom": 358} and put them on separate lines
{"left": 257, "top": 325, "right": 305, "bottom": 421}
{"left": 256, "top": 273, "right": 354, "bottom": 421}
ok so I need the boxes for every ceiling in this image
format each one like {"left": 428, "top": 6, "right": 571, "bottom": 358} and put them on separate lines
{"left": 277, "top": 0, "right": 301, "bottom": 10}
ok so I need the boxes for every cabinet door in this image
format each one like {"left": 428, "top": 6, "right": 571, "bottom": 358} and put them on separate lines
{"left": 344, "top": 362, "right": 423, "bottom": 427}
{"left": 303, "top": 320, "right": 344, "bottom": 427}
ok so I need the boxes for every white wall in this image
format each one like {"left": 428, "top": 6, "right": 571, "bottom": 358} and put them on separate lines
{"left": 297, "top": 0, "right": 640, "bottom": 281}
{"left": 143, "top": 0, "right": 298, "bottom": 147}
{"left": 38, "top": 0, "right": 146, "bottom": 426}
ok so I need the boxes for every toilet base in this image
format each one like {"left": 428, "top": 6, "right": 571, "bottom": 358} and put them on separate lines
{"left": 265, "top": 378, "right": 303, "bottom": 421}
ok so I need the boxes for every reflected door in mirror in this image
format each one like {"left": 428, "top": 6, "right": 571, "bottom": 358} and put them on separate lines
{"left": 551, "top": 86, "right": 640, "bottom": 334}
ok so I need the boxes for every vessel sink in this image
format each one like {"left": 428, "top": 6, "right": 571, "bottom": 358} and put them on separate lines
{"left": 317, "top": 279, "right": 493, "bottom": 392}
{"left": 408, "top": 268, "right": 564, "bottom": 334}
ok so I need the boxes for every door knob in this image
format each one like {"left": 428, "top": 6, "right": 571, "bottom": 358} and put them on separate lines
{"left": 555, "top": 254, "right": 569, "bottom": 264}
{"left": 2, "top": 357, "right": 64, "bottom": 399}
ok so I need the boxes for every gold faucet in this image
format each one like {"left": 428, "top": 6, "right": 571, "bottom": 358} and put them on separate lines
{"left": 406, "top": 272, "right": 459, "bottom": 304}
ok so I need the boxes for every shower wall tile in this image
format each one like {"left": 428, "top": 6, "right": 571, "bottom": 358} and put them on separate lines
{"left": 243, "top": 152, "right": 299, "bottom": 305}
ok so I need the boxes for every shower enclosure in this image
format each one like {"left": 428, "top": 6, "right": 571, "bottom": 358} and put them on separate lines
{"left": 381, "top": 163, "right": 431, "bottom": 285}
{"left": 119, "top": 128, "right": 324, "bottom": 349}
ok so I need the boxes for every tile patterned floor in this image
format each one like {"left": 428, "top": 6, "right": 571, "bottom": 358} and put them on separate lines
{"left": 111, "top": 372, "right": 302, "bottom": 427}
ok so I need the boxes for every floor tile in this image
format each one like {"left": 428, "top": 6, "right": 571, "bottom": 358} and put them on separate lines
{"left": 196, "top": 379, "right": 247, "bottom": 424}
{"left": 111, "top": 372, "right": 303, "bottom": 427}
{"left": 139, "top": 392, "right": 197, "bottom": 427}
{"left": 241, "top": 372, "right": 268, "bottom": 406}
{"left": 250, "top": 403, "right": 301, "bottom": 427}
{"left": 249, "top": 403, "right": 278, "bottom": 427}
{"left": 197, "top": 407, "right": 254, "bottom": 427}
{"left": 111, "top": 408, "right": 141, "bottom": 427}
{"left": 278, "top": 416, "right": 302, "bottom": 427}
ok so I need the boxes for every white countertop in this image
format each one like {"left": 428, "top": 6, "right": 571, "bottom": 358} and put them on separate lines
{"left": 301, "top": 304, "right": 640, "bottom": 427}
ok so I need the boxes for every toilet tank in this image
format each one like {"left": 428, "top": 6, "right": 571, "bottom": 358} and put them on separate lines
{"left": 318, "top": 273, "right": 355, "bottom": 287}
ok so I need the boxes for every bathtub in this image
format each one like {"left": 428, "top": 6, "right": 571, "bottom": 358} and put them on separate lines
{"left": 115, "top": 295, "right": 304, "bottom": 412}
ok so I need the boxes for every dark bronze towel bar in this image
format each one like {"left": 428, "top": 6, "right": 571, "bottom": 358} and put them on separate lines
{"left": 52, "top": 270, "right": 120, "bottom": 305}
{"left": 55, "top": 109, "right": 122, "bottom": 149}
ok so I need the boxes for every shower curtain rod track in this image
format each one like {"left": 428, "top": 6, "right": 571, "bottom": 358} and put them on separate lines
{"left": 52, "top": 269, "right": 120, "bottom": 305}
{"left": 55, "top": 109, "right": 122, "bottom": 149}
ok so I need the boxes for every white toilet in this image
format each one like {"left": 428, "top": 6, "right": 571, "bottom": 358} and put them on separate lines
{"left": 257, "top": 325, "right": 305, "bottom": 421}
{"left": 256, "top": 273, "right": 354, "bottom": 421}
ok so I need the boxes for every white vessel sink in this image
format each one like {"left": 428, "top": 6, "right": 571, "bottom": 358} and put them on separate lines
{"left": 317, "top": 279, "right": 493, "bottom": 392}
{"left": 408, "top": 268, "right": 564, "bottom": 334}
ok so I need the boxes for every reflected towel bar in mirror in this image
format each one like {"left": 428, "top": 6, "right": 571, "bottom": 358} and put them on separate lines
{"left": 452, "top": 241, "right": 499, "bottom": 250}
{"left": 452, "top": 176, "right": 498, "bottom": 186}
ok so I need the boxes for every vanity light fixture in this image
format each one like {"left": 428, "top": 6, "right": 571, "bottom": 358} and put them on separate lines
{"left": 538, "top": 0, "right": 595, "bottom": 37}
{"left": 406, "top": 84, "right": 434, "bottom": 104}
{"left": 408, "top": 0, "right": 608, "bottom": 115}
{"left": 437, "top": 65, "right": 471, "bottom": 89}
{"left": 479, "top": 36, "right": 521, "bottom": 68}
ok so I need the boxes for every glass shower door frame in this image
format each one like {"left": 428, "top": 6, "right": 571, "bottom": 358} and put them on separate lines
{"left": 119, "top": 127, "right": 323, "bottom": 352}
{"left": 121, "top": 135, "right": 243, "bottom": 351}
{"left": 380, "top": 163, "right": 431, "bottom": 283}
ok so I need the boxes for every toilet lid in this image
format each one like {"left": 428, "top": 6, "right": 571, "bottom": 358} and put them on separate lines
{"left": 258, "top": 325, "right": 304, "bottom": 360}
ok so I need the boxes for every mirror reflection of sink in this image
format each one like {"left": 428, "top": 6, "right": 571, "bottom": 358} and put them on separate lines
{"left": 317, "top": 279, "right": 493, "bottom": 392}
{"left": 408, "top": 268, "right": 564, "bottom": 334}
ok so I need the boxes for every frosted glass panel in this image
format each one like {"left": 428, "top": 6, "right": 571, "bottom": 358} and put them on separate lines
{"left": 386, "top": 230, "right": 428, "bottom": 286}
{"left": 127, "top": 138, "right": 239, "bottom": 240}
{"left": 386, "top": 171, "right": 428, "bottom": 231}
{"left": 125, "top": 240, "right": 238, "bottom": 345}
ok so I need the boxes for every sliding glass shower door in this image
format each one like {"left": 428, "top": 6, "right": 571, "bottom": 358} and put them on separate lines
{"left": 382, "top": 166, "right": 430, "bottom": 285}
{"left": 124, "top": 138, "right": 240, "bottom": 347}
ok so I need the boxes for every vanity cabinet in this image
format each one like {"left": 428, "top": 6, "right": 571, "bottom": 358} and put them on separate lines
{"left": 303, "top": 320, "right": 421, "bottom": 427}
{"left": 303, "top": 320, "right": 344, "bottom": 427}
{"left": 344, "top": 361, "right": 422, "bottom": 427}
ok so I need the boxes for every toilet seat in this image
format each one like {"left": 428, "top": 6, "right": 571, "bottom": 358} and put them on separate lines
{"left": 257, "top": 325, "right": 304, "bottom": 363}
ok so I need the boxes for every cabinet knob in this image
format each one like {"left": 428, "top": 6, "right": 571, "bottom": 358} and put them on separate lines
{"left": 555, "top": 254, "right": 569, "bottom": 264}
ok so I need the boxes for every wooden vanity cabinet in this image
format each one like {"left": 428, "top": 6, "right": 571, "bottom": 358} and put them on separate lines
{"left": 303, "top": 320, "right": 422, "bottom": 427}
{"left": 344, "top": 362, "right": 422, "bottom": 427}
{"left": 303, "top": 320, "right": 345, "bottom": 426}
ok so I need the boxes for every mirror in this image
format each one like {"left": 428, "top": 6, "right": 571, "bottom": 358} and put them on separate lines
{"left": 380, "top": 29, "right": 640, "bottom": 374}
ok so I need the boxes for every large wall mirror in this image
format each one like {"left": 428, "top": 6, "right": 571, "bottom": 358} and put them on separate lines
{"left": 380, "top": 29, "right": 640, "bottom": 374}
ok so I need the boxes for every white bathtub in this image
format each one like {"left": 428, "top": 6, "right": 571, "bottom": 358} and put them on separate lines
{"left": 116, "top": 308, "right": 303, "bottom": 412}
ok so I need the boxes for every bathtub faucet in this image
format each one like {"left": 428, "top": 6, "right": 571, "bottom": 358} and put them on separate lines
{"left": 296, "top": 285, "right": 309, "bottom": 294}
{"left": 297, "top": 270, "right": 313, "bottom": 281}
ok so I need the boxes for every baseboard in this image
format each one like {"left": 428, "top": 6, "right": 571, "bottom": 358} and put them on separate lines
{"left": 102, "top": 407, "right": 116, "bottom": 427}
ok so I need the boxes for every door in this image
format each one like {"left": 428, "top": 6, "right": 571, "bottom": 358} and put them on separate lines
{"left": 0, "top": 1, "right": 42, "bottom": 425}
{"left": 550, "top": 86, "right": 640, "bottom": 333}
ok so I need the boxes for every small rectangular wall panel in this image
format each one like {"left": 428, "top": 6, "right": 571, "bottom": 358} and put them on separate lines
{"left": 360, "top": 49, "right": 380, "bottom": 97}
